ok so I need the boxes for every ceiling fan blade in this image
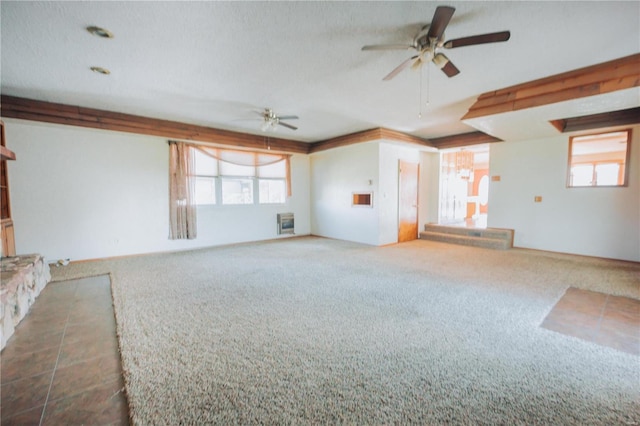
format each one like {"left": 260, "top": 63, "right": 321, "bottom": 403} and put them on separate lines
{"left": 441, "top": 61, "right": 460, "bottom": 77}
{"left": 362, "top": 44, "right": 414, "bottom": 51}
{"left": 427, "top": 6, "right": 455, "bottom": 41}
{"left": 382, "top": 55, "right": 419, "bottom": 81}
{"left": 410, "top": 57, "right": 423, "bottom": 71}
{"left": 277, "top": 115, "right": 299, "bottom": 120}
{"left": 443, "top": 31, "right": 511, "bottom": 49}
{"left": 433, "top": 53, "right": 460, "bottom": 77}
{"left": 278, "top": 121, "right": 298, "bottom": 130}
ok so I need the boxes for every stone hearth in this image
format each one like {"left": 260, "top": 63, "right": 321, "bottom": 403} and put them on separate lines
{"left": 1, "top": 254, "right": 51, "bottom": 350}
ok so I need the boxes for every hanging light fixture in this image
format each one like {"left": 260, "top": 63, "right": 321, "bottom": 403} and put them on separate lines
{"left": 455, "top": 150, "right": 474, "bottom": 180}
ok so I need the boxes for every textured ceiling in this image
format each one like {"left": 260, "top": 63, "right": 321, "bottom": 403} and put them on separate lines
{"left": 1, "top": 1, "right": 639, "bottom": 143}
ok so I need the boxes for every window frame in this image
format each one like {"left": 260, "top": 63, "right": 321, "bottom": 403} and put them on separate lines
{"left": 566, "top": 129, "right": 632, "bottom": 188}
{"left": 258, "top": 177, "right": 288, "bottom": 204}
{"left": 220, "top": 176, "right": 255, "bottom": 205}
{"left": 192, "top": 148, "right": 288, "bottom": 206}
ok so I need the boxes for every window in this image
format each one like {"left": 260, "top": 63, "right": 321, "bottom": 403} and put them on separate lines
{"left": 222, "top": 178, "right": 254, "bottom": 204}
{"left": 567, "top": 130, "right": 631, "bottom": 187}
{"left": 192, "top": 146, "right": 289, "bottom": 205}
{"left": 259, "top": 179, "right": 286, "bottom": 204}
{"left": 194, "top": 149, "right": 217, "bottom": 205}
{"left": 195, "top": 177, "right": 216, "bottom": 205}
{"left": 258, "top": 160, "right": 287, "bottom": 204}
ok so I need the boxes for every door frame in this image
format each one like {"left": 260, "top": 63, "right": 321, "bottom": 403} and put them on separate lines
{"left": 398, "top": 159, "right": 420, "bottom": 242}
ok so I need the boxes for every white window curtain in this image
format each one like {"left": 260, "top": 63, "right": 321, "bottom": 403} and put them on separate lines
{"left": 169, "top": 141, "right": 197, "bottom": 239}
{"left": 192, "top": 145, "right": 292, "bottom": 197}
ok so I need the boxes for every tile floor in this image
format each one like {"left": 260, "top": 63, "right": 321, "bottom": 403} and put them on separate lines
{"left": 541, "top": 287, "right": 640, "bottom": 355}
{"left": 1, "top": 275, "right": 129, "bottom": 425}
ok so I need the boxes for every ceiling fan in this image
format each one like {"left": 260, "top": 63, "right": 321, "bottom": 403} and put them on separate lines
{"left": 362, "top": 5, "right": 510, "bottom": 80}
{"left": 256, "top": 108, "right": 299, "bottom": 131}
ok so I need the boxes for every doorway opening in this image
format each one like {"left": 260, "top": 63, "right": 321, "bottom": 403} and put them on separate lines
{"left": 438, "top": 145, "right": 489, "bottom": 228}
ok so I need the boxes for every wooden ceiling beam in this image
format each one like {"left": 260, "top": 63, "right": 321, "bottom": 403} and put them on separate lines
{"left": 379, "top": 128, "right": 434, "bottom": 148}
{"left": 309, "top": 128, "right": 434, "bottom": 153}
{"left": 429, "top": 131, "right": 502, "bottom": 149}
{"left": 0, "top": 96, "right": 311, "bottom": 154}
{"left": 463, "top": 54, "right": 640, "bottom": 120}
{"left": 549, "top": 107, "right": 640, "bottom": 133}
{"left": 1, "top": 96, "right": 510, "bottom": 155}
{"left": 309, "top": 128, "right": 384, "bottom": 153}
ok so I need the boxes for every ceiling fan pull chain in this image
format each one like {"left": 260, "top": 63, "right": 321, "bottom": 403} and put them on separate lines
{"left": 426, "top": 62, "right": 431, "bottom": 107}
{"left": 418, "top": 65, "right": 423, "bottom": 118}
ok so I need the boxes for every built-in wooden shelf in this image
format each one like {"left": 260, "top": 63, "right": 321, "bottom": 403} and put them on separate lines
{"left": 0, "top": 145, "right": 16, "bottom": 161}
{"left": 0, "top": 119, "right": 15, "bottom": 256}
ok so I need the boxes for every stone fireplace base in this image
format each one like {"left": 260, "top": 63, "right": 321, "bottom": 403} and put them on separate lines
{"left": 1, "top": 254, "right": 51, "bottom": 350}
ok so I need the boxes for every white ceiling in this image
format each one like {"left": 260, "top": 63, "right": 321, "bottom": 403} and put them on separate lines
{"left": 1, "top": 1, "right": 639, "bottom": 143}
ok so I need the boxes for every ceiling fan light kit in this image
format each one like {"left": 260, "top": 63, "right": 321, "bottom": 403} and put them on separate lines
{"left": 261, "top": 120, "right": 277, "bottom": 132}
{"left": 432, "top": 53, "right": 447, "bottom": 69}
{"left": 362, "top": 5, "right": 510, "bottom": 80}
{"left": 258, "top": 108, "right": 298, "bottom": 132}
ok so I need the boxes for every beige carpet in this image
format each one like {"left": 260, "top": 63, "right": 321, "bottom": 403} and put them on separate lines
{"left": 51, "top": 237, "right": 640, "bottom": 425}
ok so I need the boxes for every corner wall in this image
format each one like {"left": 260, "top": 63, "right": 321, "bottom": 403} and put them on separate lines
{"left": 310, "top": 141, "right": 425, "bottom": 246}
{"left": 310, "top": 142, "right": 380, "bottom": 245}
{"left": 488, "top": 124, "right": 640, "bottom": 261}
{"left": 419, "top": 150, "right": 440, "bottom": 228}
{"left": 4, "top": 119, "right": 311, "bottom": 262}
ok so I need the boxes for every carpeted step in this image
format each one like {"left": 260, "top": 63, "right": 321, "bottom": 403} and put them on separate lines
{"left": 423, "top": 224, "right": 513, "bottom": 241}
{"left": 419, "top": 231, "right": 511, "bottom": 250}
{"left": 420, "top": 224, "right": 514, "bottom": 250}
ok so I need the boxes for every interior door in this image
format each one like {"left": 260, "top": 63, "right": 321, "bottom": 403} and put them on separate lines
{"left": 398, "top": 160, "right": 419, "bottom": 242}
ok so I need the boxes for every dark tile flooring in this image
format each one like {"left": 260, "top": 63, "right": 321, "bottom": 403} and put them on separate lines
{"left": 542, "top": 287, "right": 640, "bottom": 355}
{"left": 1, "top": 275, "right": 129, "bottom": 425}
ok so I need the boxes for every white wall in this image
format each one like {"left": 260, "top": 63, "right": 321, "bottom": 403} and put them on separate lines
{"left": 310, "top": 142, "right": 380, "bottom": 245}
{"left": 419, "top": 150, "right": 440, "bottom": 229}
{"left": 8, "top": 116, "right": 636, "bottom": 262}
{"left": 4, "top": 119, "right": 311, "bottom": 262}
{"left": 488, "top": 124, "right": 640, "bottom": 262}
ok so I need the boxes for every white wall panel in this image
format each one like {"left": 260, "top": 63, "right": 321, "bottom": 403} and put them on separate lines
{"left": 488, "top": 125, "right": 639, "bottom": 261}
{"left": 4, "top": 119, "right": 310, "bottom": 261}
{"left": 310, "top": 142, "right": 379, "bottom": 245}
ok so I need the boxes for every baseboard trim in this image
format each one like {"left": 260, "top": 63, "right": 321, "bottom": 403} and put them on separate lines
{"left": 57, "top": 234, "right": 313, "bottom": 266}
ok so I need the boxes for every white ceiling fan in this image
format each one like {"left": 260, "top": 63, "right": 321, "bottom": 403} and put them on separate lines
{"left": 256, "top": 108, "right": 299, "bottom": 131}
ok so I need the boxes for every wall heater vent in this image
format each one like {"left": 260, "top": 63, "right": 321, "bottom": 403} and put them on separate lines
{"left": 277, "top": 213, "right": 294, "bottom": 235}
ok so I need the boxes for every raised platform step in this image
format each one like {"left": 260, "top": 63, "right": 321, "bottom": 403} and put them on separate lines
{"left": 420, "top": 224, "right": 514, "bottom": 250}
{"left": 1, "top": 254, "right": 51, "bottom": 350}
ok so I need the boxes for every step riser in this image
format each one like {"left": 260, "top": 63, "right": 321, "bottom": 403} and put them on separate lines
{"left": 419, "top": 232, "right": 510, "bottom": 250}
{"left": 420, "top": 224, "right": 514, "bottom": 250}
{"left": 424, "top": 224, "right": 513, "bottom": 241}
